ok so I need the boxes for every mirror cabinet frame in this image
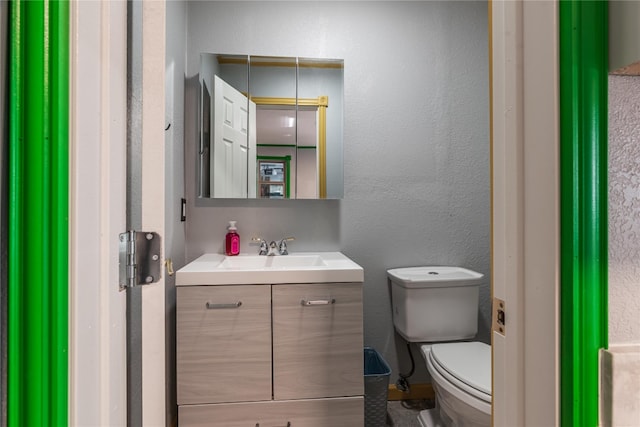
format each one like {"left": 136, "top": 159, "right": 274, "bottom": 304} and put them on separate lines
{"left": 199, "top": 54, "right": 342, "bottom": 200}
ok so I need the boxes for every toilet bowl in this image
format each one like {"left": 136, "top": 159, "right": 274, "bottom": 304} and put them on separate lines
{"left": 386, "top": 266, "right": 491, "bottom": 427}
{"left": 419, "top": 342, "right": 491, "bottom": 427}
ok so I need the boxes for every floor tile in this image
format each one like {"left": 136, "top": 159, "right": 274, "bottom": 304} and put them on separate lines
{"left": 385, "top": 399, "right": 435, "bottom": 427}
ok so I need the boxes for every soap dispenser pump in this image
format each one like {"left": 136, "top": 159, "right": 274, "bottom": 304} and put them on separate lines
{"left": 225, "top": 221, "right": 240, "bottom": 256}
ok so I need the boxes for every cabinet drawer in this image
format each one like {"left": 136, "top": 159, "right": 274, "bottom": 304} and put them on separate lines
{"left": 177, "top": 285, "right": 272, "bottom": 405}
{"left": 179, "top": 396, "right": 364, "bottom": 427}
{"left": 273, "top": 283, "right": 364, "bottom": 400}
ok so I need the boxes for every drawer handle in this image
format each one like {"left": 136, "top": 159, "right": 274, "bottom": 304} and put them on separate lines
{"left": 205, "top": 301, "right": 242, "bottom": 309}
{"left": 300, "top": 298, "right": 335, "bottom": 306}
{"left": 255, "top": 423, "right": 290, "bottom": 427}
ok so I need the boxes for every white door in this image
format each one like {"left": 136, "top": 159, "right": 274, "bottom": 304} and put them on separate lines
{"left": 70, "top": 1, "right": 128, "bottom": 425}
{"left": 212, "top": 75, "right": 251, "bottom": 198}
{"left": 248, "top": 99, "right": 257, "bottom": 198}
{"left": 137, "top": 2, "right": 167, "bottom": 425}
{"left": 70, "top": 1, "right": 166, "bottom": 425}
{"left": 491, "top": 1, "right": 559, "bottom": 426}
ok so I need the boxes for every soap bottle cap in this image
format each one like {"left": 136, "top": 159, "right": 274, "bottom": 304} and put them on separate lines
{"left": 228, "top": 221, "right": 237, "bottom": 231}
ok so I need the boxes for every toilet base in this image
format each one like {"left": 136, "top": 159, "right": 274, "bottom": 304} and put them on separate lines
{"left": 418, "top": 408, "right": 446, "bottom": 427}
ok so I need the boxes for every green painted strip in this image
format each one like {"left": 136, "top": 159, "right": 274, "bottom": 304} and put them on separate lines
{"left": 559, "top": 1, "right": 608, "bottom": 426}
{"left": 256, "top": 144, "right": 316, "bottom": 150}
{"left": 25, "top": 3, "right": 49, "bottom": 424}
{"left": 50, "top": 1, "right": 69, "bottom": 424}
{"left": 8, "top": 0, "right": 68, "bottom": 425}
{"left": 285, "top": 155, "right": 291, "bottom": 198}
{"left": 257, "top": 143, "right": 296, "bottom": 148}
{"left": 257, "top": 156, "right": 290, "bottom": 160}
{"left": 7, "top": 0, "right": 24, "bottom": 423}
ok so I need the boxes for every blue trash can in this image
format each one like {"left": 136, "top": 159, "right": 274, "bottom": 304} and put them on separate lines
{"left": 364, "top": 347, "right": 392, "bottom": 427}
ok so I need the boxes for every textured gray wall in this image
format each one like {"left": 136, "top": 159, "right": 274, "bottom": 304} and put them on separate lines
{"left": 609, "top": 75, "right": 640, "bottom": 345}
{"left": 182, "top": 1, "right": 490, "bottom": 382}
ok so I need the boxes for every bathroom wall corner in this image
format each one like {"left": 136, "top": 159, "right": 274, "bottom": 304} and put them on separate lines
{"left": 599, "top": 345, "right": 640, "bottom": 427}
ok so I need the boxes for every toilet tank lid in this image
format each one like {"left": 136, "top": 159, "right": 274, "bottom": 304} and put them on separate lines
{"left": 387, "top": 266, "right": 484, "bottom": 288}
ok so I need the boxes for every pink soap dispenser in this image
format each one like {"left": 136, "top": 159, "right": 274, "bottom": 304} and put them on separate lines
{"left": 225, "top": 221, "right": 240, "bottom": 256}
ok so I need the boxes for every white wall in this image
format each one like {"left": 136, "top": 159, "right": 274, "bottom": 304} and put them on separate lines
{"left": 181, "top": 1, "right": 490, "bottom": 381}
{"left": 606, "top": 39, "right": 640, "bottom": 427}
{"left": 609, "top": 75, "right": 640, "bottom": 345}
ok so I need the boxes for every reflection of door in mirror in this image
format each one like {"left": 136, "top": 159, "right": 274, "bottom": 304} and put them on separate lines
{"left": 258, "top": 157, "right": 290, "bottom": 199}
{"left": 211, "top": 75, "right": 256, "bottom": 198}
{"left": 199, "top": 83, "right": 211, "bottom": 197}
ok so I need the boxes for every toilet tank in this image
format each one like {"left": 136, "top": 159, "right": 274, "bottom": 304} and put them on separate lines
{"left": 387, "top": 267, "right": 484, "bottom": 342}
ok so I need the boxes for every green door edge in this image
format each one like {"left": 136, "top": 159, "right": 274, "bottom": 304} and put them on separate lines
{"left": 8, "top": 1, "right": 69, "bottom": 425}
{"left": 559, "top": 1, "right": 608, "bottom": 426}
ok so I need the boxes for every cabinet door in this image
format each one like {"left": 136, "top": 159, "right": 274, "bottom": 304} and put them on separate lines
{"left": 177, "top": 285, "right": 272, "bottom": 404}
{"left": 179, "top": 397, "right": 364, "bottom": 427}
{"left": 273, "top": 283, "right": 364, "bottom": 400}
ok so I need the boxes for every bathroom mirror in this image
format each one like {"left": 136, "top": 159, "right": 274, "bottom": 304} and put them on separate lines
{"left": 198, "top": 53, "right": 344, "bottom": 199}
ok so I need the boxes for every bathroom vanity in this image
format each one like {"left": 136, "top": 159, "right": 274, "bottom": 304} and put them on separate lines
{"left": 176, "top": 253, "right": 365, "bottom": 426}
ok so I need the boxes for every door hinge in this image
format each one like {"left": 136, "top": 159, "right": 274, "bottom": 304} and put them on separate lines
{"left": 492, "top": 297, "right": 506, "bottom": 336}
{"left": 119, "top": 231, "right": 162, "bottom": 291}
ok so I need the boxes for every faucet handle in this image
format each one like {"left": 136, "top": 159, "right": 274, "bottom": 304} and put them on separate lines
{"left": 252, "top": 237, "right": 269, "bottom": 255}
{"left": 278, "top": 237, "right": 295, "bottom": 255}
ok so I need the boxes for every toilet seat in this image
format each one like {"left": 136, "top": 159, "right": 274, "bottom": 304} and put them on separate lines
{"left": 430, "top": 342, "right": 491, "bottom": 401}
{"left": 421, "top": 342, "right": 491, "bottom": 413}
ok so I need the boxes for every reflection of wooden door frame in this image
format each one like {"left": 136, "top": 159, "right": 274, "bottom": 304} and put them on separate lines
{"left": 252, "top": 96, "right": 328, "bottom": 198}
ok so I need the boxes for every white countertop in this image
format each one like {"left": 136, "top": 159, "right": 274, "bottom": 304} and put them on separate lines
{"left": 176, "top": 252, "right": 364, "bottom": 285}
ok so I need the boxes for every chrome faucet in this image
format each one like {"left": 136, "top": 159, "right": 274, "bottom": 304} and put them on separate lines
{"left": 278, "top": 237, "right": 295, "bottom": 255}
{"left": 252, "top": 237, "right": 269, "bottom": 255}
{"left": 253, "top": 236, "right": 295, "bottom": 255}
{"left": 267, "top": 241, "right": 279, "bottom": 256}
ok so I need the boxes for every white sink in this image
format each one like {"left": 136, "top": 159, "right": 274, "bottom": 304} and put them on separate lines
{"left": 176, "top": 252, "right": 364, "bottom": 285}
{"left": 219, "top": 254, "right": 327, "bottom": 269}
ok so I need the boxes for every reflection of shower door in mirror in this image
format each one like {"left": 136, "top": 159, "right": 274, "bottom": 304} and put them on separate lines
{"left": 212, "top": 75, "right": 256, "bottom": 197}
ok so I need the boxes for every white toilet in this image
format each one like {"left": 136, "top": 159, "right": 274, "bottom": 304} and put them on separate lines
{"left": 387, "top": 266, "right": 491, "bottom": 427}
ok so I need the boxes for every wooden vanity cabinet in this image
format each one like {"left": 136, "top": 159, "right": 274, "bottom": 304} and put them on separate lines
{"left": 176, "top": 282, "right": 364, "bottom": 426}
{"left": 273, "top": 283, "right": 364, "bottom": 400}
{"left": 176, "top": 285, "right": 272, "bottom": 405}
{"left": 179, "top": 397, "right": 364, "bottom": 427}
